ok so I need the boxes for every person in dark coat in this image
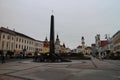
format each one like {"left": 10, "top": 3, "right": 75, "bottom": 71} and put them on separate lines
{"left": 0, "top": 50, "right": 5, "bottom": 64}
{"left": 33, "top": 51, "right": 38, "bottom": 62}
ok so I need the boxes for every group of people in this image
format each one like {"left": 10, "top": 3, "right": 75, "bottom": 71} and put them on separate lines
{"left": 33, "top": 50, "right": 67, "bottom": 62}
{"left": 0, "top": 49, "right": 70, "bottom": 63}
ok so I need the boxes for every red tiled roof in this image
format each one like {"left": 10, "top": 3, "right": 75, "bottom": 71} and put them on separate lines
{"left": 100, "top": 40, "right": 107, "bottom": 47}
{"left": 77, "top": 45, "right": 82, "bottom": 48}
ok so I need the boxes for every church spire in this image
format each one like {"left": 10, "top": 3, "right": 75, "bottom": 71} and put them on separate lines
{"left": 56, "top": 34, "right": 59, "bottom": 40}
{"left": 81, "top": 36, "right": 84, "bottom": 40}
{"left": 63, "top": 43, "right": 66, "bottom": 48}
{"left": 55, "top": 34, "right": 60, "bottom": 45}
{"left": 81, "top": 36, "right": 85, "bottom": 54}
{"left": 45, "top": 36, "right": 48, "bottom": 41}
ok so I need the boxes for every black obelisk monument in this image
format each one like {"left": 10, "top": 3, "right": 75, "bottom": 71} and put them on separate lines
{"left": 49, "top": 13, "right": 71, "bottom": 62}
{"left": 50, "top": 14, "right": 55, "bottom": 56}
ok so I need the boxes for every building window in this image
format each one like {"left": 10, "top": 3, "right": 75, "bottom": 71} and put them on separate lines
{"left": 22, "top": 45, "right": 23, "bottom": 49}
{"left": 2, "top": 34, "right": 5, "bottom": 39}
{"left": 19, "top": 38, "right": 21, "bottom": 42}
{"left": 22, "top": 39, "right": 23, "bottom": 43}
{"left": 2, "top": 41, "right": 4, "bottom": 49}
{"left": 6, "top": 42, "right": 9, "bottom": 49}
{"left": 16, "top": 38, "right": 18, "bottom": 42}
{"left": 7, "top": 35, "right": 10, "bottom": 40}
{"left": 19, "top": 45, "right": 21, "bottom": 49}
{"left": 40, "top": 49, "right": 42, "bottom": 51}
{"left": 11, "top": 42, "right": 14, "bottom": 50}
{"left": 16, "top": 44, "right": 18, "bottom": 49}
{"left": 29, "top": 41, "right": 30, "bottom": 44}
{"left": 12, "top": 37, "right": 14, "bottom": 40}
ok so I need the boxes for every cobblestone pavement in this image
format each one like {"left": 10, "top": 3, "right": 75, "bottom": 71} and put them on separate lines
{"left": 0, "top": 58, "right": 120, "bottom": 80}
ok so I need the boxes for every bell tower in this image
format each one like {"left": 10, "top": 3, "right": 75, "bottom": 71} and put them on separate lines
{"left": 81, "top": 36, "right": 85, "bottom": 54}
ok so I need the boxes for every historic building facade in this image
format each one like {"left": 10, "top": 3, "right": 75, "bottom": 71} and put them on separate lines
{"left": 61, "top": 43, "right": 66, "bottom": 53}
{"left": 55, "top": 35, "right": 61, "bottom": 54}
{"left": 0, "top": 27, "right": 43, "bottom": 56}
{"left": 0, "top": 27, "right": 15, "bottom": 52}
{"left": 76, "top": 45, "right": 82, "bottom": 53}
{"left": 42, "top": 35, "right": 68, "bottom": 54}
{"left": 34, "top": 40, "right": 43, "bottom": 53}
{"left": 81, "top": 36, "right": 85, "bottom": 54}
{"left": 43, "top": 37, "right": 49, "bottom": 53}
{"left": 85, "top": 46, "right": 92, "bottom": 55}
{"left": 111, "top": 30, "right": 120, "bottom": 53}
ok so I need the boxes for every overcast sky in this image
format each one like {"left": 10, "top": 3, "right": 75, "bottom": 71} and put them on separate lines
{"left": 0, "top": 0, "right": 120, "bottom": 49}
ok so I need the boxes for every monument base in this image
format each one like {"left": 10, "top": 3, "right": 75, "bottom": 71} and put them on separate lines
{"left": 33, "top": 53, "right": 71, "bottom": 62}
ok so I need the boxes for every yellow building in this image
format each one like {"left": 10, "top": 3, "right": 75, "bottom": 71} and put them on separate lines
{"left": 43, "top": 37, "right": 49, "bottom": 53}
{"left": 61, "top": 43, "right": 66, "bottom": 53}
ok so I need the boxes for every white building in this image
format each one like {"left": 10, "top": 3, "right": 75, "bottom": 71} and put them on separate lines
{"left": 34, "top": 40, "right": 44, "bottom": 53}
{"left": 76, "top": 46, "right": 82, "bottom": 53}
{"left": 66, "top": 48, "right": 71, "bottom": 53}
{"left": 55, "top": 35, "right": 61, "bottom": 54}
{"left": 0, "top": 27, "right": 43, "bottom": 56}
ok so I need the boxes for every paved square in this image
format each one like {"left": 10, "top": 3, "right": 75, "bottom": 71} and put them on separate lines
{"left": 0, "top": 58, "right": 120, "bottom": 80}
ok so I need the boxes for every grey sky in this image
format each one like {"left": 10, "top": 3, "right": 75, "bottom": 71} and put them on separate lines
{"left": 0, "top": 0, "right": 120, "bottom": 49}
